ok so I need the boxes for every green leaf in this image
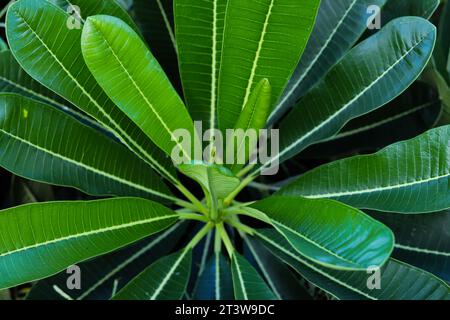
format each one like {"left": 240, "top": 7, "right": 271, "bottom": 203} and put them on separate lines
{"left": 113, "top": 249, "right": 192, "bottom": 300}
{"left": 0, "top": 50, "right": 101, "bottom": 130}
{"left": 217, "top": 0, "right": 321, "bottom": 130}
{"left": 27, "top": 222, "right": 188, "bottom": 300}
{"left": 436, "top": 0, "right": 450, "bottom": 83}
{"left": 6, "top": 0, "right": 174, "bottom": 180}
{"left": 370, "top": 210, "right": 450, "bottom": 282}
{"left": 132, "top": 0, "right": 181, "bottom": 90}
{"left": 303, "top": 82, "right": 441, "bottom": 159}
{"left": 175, "top": 0, "right": 228, "bottom": 127}
{"left": 244, "top": 236, "right": 311, "bottom": 300}
{"left": 263, "top": 17, "right": 436, "bottom": 170}
{"left": 231, "top": 252, "right": 276, "bottom": 300}
{"left": 179, "top": 162, "right": 240, "bottom": 200}
{"left": 48, "top": 0, "right": 141, "bottom": 33}
{"left": 270, "top": 0, "right": 387, "bottom": 124}
{"left": 0, "top": 38, "right": 7, "bottom": 52}
{"left": 0, "top": 94, "right": 172, "bottom": 201}
{"left": 194, "top": 251, "right": 234, "bottom": 300}
{"left": 257, "top": 229, "right": 450, "bottom": 300}
{"left": 81, "top": 14, "right": 197, "bottom": 160}
{"left": 0, "top": 198, "right": 178, "bottom": 290}
{"left": 383, "top": 0, "right": 440, "bottom": 21}
{"left": 228, "top": 78, "right": 271, "bottom": 173}
{"left": 278, "top": 125, "right": 450, "bottom": 213}
{"left": 250, "top": 196, "right": 394, "bottom": 270}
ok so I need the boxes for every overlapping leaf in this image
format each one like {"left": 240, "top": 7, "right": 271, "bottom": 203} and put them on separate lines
{"left": 244, "top": 236, "right": 311, "bottom": 300}
{"left": 371, "top": 210, "right": 450, "bottom": 282}
{"left": 179, "top": 162, "right": 240, "bottom": 199}
{"left": 303, "top": 82, "right": 441, "bottom": 158}
{"left": 0, "top": 94, "right": 172, "bottom": 201}
{"left": 260, "top": 17, "right": 436, "bottom": 172}
{"left": 279, "top": 126, "right": 450, "bottom": 213}
{"left": 270, "top": 0, "right": 387, "bottom": 124}
{"left": 175, "top": 0, "right": 228, "bottom": 127}
{"left": 49, "top": 0, "right": 141, "bottom": 33}
{"left": 6, "top": 0, "right": 174, "bottom": 180}
{"left": 231, "top": 252, "right": 276, "bottom": 300}
{"left": 27, "top": 222, "right": 188, "bottom": 300}
{"left": 194, "top": 251, "right": 234, "bottom": 300}
{"left": 81, "top": 15, "right": 197, "bottom": 160}
{"left": 113, "top": 249, "right": 192, "bottom": 300}
{"left": 383, "top": 0, "right": 440, "bottom": 21}
{"left": 132, "top": 0, "right": 181, "bottom": 90}
{"left": 217, "top": 0, "right": 320, "bottom": 130}
{"left": 0, "top": 198, "right": 178, "bottom": 290}
{"left": 0, "top": 50, "right": 101, "bottom": 129}
{"left": 250, "top": 196, "right": 394, "bottom": 270}
{"left": 257, "top": 229, "right": 450, "bottom": 300}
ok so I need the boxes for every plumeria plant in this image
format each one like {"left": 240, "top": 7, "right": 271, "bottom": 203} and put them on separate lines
{"left": 0, "top": 0, "right": 448, "bottom": 300}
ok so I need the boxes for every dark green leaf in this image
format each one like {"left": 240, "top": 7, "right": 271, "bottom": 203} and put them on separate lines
{"left": 113, "top": 249, "right": 192, "bottom": 300}
{"left": 257, "top": 229, "right": 450, "bottom": 300}
{"left": 231, "top": 252, "right": 276, "bottom": 300}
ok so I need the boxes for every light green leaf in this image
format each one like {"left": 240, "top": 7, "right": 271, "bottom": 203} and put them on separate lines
{"left": 257, "top": 229, "right": 450, "bottom": 300}
{"left": 0, "top": 198, "right": 178, "bottom": 290}
{"left": 217, "top": 0, "right": 321, "bottom": 130}
{"left": 270, "top": 0, "right": 387, "bottom": 124}
{"left": 260, "top": 17, "right": 436, "bottom": 171}
{"left": 231, "top": 252, "right": 276, "bottom": 300}
{"left": 175, "top": 0, "right": 228, "bottom": 128}
{"left": 194, "top": 251, "right": 234, "bottom": 300}
{"left": 81, "top": 15, "right": 197, "bottom": 160}
{"left": 113, "top": 249, "right": 192, "bottom": 300}
{"left": 179, "top": 162, "right": 240, "bottom": 200}
{"left": 250, "top": 196, "right": 394, "bottom": 270}
{"left": 0, "top": 93, "right": 172, "bottom": 201}
{"left": 278, "top": 126, "right": 450, "bottom": 213}
{"left": 6, "top": 0, "right": 175, "bottom": 180}
{"left": 228, "top": 78, "right": 271, "bottom": 173}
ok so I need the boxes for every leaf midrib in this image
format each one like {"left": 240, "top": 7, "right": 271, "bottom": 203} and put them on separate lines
{"left": 77, "top": 222, "right": 182, "bottom": 300}
{"left": 232, "top": 255, "right": 248, "bottom": 300}
{"left": 0, "top": 215, "right": 178, "bottom": 259}
{"left": 0, "top": 128, "right": 172, "bottom": 200}
{"left": 89, "top": 21, "right": 191, "bottom": 161}
{"left": 302, "top": 171, "right": 450, "bottom": 199}
{"left": 271, "top": 221, "right": 364, "bottom": 268}
{"left": 150, "top": 249, "right": 190, "bottom": 300}
{"left": 241, "top": 0, "right": 274, "bottom": 110}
